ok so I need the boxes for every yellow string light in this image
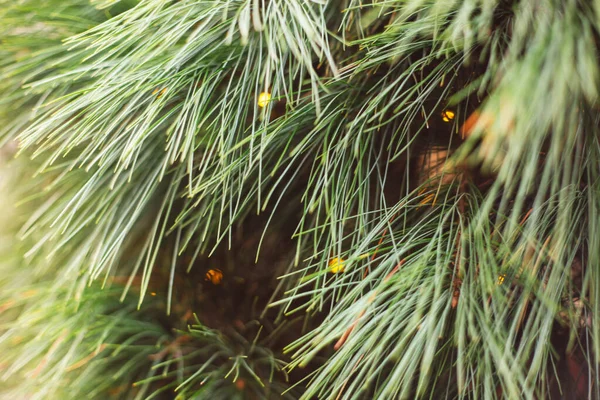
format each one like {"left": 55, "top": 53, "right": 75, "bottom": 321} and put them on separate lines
{"left": 152, "top": 88, "right": 167, "bottom": 98}
{"left": 441, "top": 110, "right": 455, "bottom": 122}
{"left": 497, "top": 274, "right": 506, "bottom": 285}
{"left": 329, "top": 257, "right": 345, "bottom": 274}
{"left": 258, "top": 91, "right": 271, "bottom": 108}
{"left": 205, "top": 268, "right": 224, "bottom": 285}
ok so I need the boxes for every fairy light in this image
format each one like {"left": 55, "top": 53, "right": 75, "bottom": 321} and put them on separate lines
{"left": 497, "top": 274, "right": 506, "bottom": 285}
{"left": 329, "top": 257, "right": 345, "bottom": 274}
{"left": 205, "top": 268, "right": 223, "bottom": 285}
{"left": 258, "top": 92, "right": 271, "bottom": 108}
{"left": 441, "top": 110, "right": 455, "bottom": 122}
{"left": 152, "top": 88, "right": 167, "bottom": 98}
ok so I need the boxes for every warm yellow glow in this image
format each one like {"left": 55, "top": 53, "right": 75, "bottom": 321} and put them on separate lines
{"left": 258, "top": 91, "right": 272, "bottom": 108}
{"left": 205, "top": 268, "right": 224, "bottom": 285}
{"left": 497, "top": 274, "right": 506, "bottom": 285}
{"left": 442, "top": 110, "right": 455, "bottom": 122}
{"left": 329, "top": 257, "right": 345, "bottom": 274}
{"left": 152, "top": 88, "right": 167, "bottom": 98}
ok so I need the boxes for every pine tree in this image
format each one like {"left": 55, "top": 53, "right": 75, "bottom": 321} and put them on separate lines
{"left": 1, "top": 0, "right": 599, "bottom": 398}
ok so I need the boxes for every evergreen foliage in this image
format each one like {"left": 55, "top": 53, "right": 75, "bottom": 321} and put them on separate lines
{"left": 1, "top": 0, "right": 599, "bottom": 398}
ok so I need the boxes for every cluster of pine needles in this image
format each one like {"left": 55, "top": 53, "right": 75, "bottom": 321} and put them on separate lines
{"left": 1, "top": 0, "right": 600, "bottom": 399}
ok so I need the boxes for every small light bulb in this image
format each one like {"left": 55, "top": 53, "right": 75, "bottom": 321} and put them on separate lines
{"left": 258, "top": 92, "right": 271, "bottom": 108}
{"left": 442, "top": 110, "right": 455, "bottom": 122}
{"left": 328, "top": 257, "right": 345, "bottom": 274}
{"left": 205, "top": 268, "right": 224, "bottom": 285}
